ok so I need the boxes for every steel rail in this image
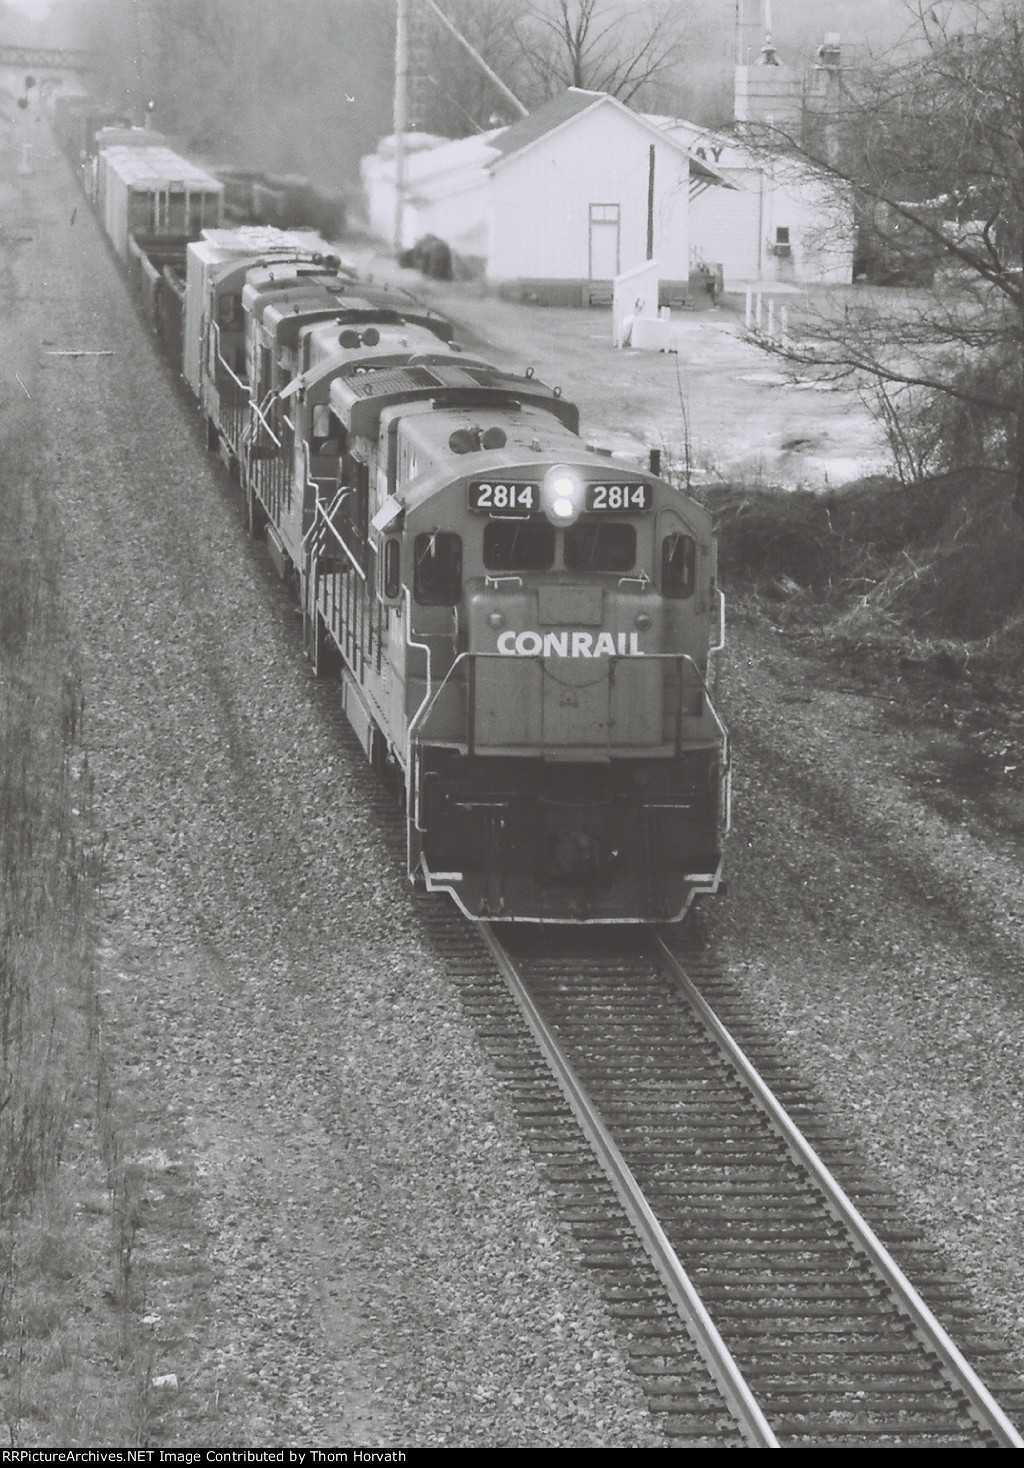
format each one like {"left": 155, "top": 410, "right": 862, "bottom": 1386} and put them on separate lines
{"left": 652, "top": 931, "right": 1024, "bottom": 1450}
{"left": 479, "top": 923, "right": 780, "bottom": 1449}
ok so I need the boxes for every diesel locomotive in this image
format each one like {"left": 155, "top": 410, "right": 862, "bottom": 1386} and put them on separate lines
{"left": 64, "top": 117, "right": 730, "bottom": 923}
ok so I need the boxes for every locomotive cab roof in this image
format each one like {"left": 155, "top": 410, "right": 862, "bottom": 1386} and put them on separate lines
{"left": 294, "top": 317, "right": 483, "bottom": 387}
{"left": 240, "top": 268, "right": 355, "bottom": 319}
{"left": 329, "top": 362, "right": 579, "bottom": 437}
{"left": 242, "top": 275, "right": 352, "bottom": 319}
{"left": 400, "top": 402, "right": 582, "bottom": 480}
{"left": 199, "top": 226, "right": 339, "bottom": 258}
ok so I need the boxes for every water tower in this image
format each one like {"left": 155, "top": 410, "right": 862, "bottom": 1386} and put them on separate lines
{"left": 733, "top": 0, "right": 802, "bottom": 129}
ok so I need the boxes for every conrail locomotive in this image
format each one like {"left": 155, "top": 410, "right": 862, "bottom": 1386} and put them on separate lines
{"left": 53, "top": 106, "right": 730, "bottom": 923}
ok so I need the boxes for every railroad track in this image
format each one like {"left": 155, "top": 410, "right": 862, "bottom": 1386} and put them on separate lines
{"left": 414, "top": 904, "right": 1024, "bottom": 1448}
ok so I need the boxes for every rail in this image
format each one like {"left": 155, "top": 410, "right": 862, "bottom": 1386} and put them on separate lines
{"left": 479, "top": 925, "right": 779, "bottom": 1448}
{"left": 652, "top": 934, "right": 1024, "bottom": 1451}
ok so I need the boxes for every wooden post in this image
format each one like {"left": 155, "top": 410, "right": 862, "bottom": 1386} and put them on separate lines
{"left": 647, "top": 145, "right": 655, "bottom": 260}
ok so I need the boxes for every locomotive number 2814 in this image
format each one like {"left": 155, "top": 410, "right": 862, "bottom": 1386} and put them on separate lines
{"left": 468, "top": 481, "right": 539, "bottom": 513}
{"left": 586, "top": 483, "right": 652, "bottom": 511}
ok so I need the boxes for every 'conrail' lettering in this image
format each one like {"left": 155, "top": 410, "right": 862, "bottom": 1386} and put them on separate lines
{"left": 496, "top": 630, "right": 642, "bottom": 657}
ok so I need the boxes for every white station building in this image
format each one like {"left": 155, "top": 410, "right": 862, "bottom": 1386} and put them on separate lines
{"left": 361, "top": 84, "right": 854, "bottom": 300}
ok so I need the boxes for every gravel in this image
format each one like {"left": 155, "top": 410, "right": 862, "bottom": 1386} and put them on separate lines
{"left": 7, "top": 121, "right": 1024, "bottom": 1446}
{"left": 9, "top": 131, "right": 663, "bottom": 1447}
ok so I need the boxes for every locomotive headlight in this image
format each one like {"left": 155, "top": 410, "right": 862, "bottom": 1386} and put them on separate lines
{"left": 542, "top": 464, "right": 584, "bottom": 526}
{"left": 487, "top": 610, "right": 506, "bottom": 629}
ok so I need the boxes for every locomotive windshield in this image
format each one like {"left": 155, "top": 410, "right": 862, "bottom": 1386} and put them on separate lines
{"left": 484, "top": 520, "right": 555, "bottom": 571}
{"left": 564, "top": 521, "right": 636, "bottom": 572}
{"left": 482, "top": 519, "right": 637, "bottom": 573}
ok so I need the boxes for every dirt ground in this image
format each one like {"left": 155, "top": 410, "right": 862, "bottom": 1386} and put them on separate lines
{"left": 346, "top": 244, "right": 889, "bottom": 493}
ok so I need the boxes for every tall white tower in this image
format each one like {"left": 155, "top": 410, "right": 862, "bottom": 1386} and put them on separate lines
{"left": 734, "top": 0, "right": 802, "bottom": 128}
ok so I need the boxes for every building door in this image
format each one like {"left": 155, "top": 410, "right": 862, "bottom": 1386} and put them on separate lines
{"left": 589, "top": 203, "right": 620, "bottom": 279}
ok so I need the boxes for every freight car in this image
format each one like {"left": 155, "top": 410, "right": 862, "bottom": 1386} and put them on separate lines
{"left": 215, "top": 166, "right": 347, "bottom": 240}
{"left": 78, "top": 123, "right": 729, "bottom": 923}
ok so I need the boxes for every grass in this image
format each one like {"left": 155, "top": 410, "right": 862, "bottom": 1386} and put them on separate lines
{"left": 0, "top": 478, "right": 151, "bottom": 1447}
{"left": 704, "top": 468, "right": 1024, "bottom": 697}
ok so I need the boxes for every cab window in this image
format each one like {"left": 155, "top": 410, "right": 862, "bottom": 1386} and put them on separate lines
{"left": 383, "top": 538, "right": 401, "bottom": 599}
{"left": 218, "top": 292, "right": 242, "bottom": 328}
{"left": 311, "top": 403, "right": 338, "bottom": 458}
{"left": 564, "top": 521, "right": 636, "bottom": 572}
{"left": 662, "top": 533, "right": 695, "bottom": 598}
{"left": 414, "top": 532, "right": 462, "bottom": 605}
{"left": 484, "top": 520, "right": 555, "bottom": 571}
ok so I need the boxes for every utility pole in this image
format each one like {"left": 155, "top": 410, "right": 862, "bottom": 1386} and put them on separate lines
{"left": 394, "top": 0, "right": 408, "bottom": 254}
{"left": 423, "top": 0, "right": 528, "bottom": 120}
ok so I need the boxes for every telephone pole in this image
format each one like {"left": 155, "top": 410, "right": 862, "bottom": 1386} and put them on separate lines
{"left": 393, "top": 0, "right": 408, "bottom": 253}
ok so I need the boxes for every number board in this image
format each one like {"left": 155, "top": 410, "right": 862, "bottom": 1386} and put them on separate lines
{"left": 585, "top": 482, "right": 653, "bottom": 512}
{"left": 468, "top": 481, "right": 539, "bottom": 514}
{"left": 468, "top": 480, "right": 654, "bottom": 515}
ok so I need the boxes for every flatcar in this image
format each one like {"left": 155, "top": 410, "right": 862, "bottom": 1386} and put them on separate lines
{"left": 72, "top": 116, "right": 729, "bottom": 923}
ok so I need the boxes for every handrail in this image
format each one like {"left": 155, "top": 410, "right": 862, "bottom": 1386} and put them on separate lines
{"left": 309, "top": 498, "right": 367, "bottom": 582}
{"left": 405, "top": 588, "right": 435, "bottom": 834}
{"left": 299, "top": 438, "right": 339, "bottom": 509}
{"left": 210, "top": 320, "right": 249, "bottom": 393}
{"left": 250, "top": 391, "right": 282, "bottom": 448}
{"left": 408, "top": 646, "right": 729, "bottom": 759}
{"left": 711, "top": 586, "right": 726, "bottom": 654}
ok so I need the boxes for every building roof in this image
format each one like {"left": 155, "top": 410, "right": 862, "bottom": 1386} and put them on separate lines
{"left": 489, "top": 87, "right": 607, "bottom": 158}
{"left": 486, "top": 88, "right": 713, "bottom": 181}
{"left": 404, "top": 127, "right": 503, "bottom": 187}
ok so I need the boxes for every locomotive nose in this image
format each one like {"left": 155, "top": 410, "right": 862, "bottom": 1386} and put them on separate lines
{"left": 546, "top": 827, "right": 618, "bottom": 883}
{"left": 549, "top": 828, "right": 600, "bottom": 878}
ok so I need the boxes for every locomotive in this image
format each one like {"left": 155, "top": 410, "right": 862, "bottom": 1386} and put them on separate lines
{"left": 65, "top": 118, "right": 730, "bottom": 923}
{"left": 303, "top": 362, "right": 728, "bottom": 922}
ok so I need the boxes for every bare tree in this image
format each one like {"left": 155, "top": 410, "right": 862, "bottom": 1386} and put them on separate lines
{"left": 512, "top": 0, "right": 691, "bottom": 107}
{"left": 416, "top": 0, "right": 530, "bottom": 136}
{"left": 751, "top": 1, "right": 1024, "bottom": 513}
